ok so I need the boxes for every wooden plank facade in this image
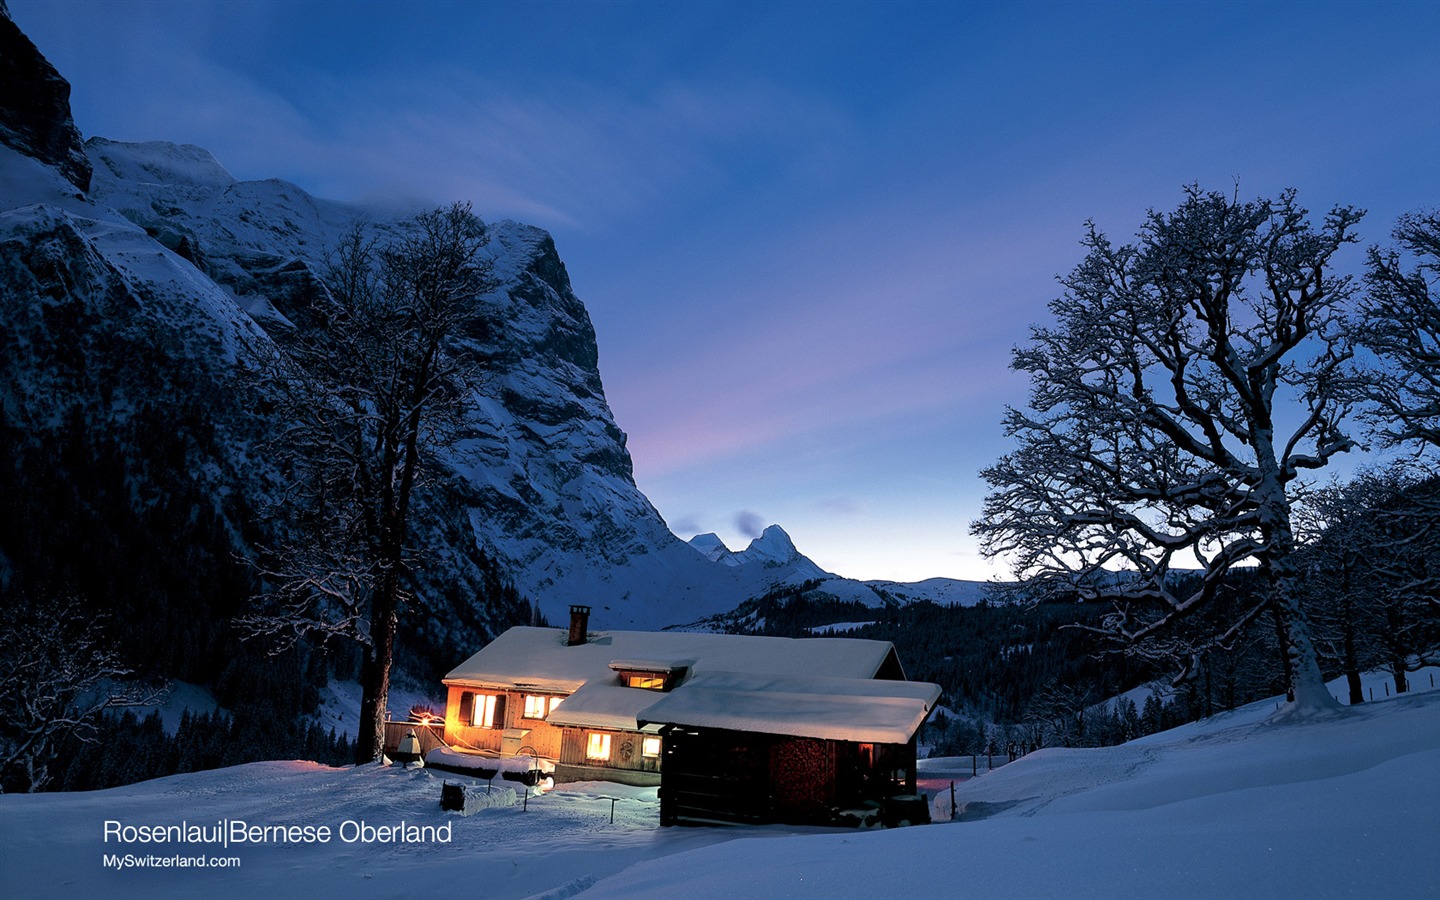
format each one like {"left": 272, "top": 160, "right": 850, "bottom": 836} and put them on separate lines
{"left": 442, "top": 683, "right": 663, "bottom": 784}
{"left": 442, "top": 684, "right": 567, "bottom": 759}
{"left": 381, "top": 721, "right": 448, "bottom": 757}
{"left": 657, "top": 725, "right": 919, "bottom": 827}
{"left": 556, "top": 726, "right": 663, "bottom": 786}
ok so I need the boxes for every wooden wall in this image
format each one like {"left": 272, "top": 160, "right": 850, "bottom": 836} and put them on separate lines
{"left": 558, "top": 727, "right": 662, "bottom": 774}
{"left": 442, "top": 684, "right": 565, "bottom": 759}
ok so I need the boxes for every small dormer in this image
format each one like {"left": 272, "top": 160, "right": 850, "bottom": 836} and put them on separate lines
{"left": 608, "top": 658, "right": 693, "bottom": 692}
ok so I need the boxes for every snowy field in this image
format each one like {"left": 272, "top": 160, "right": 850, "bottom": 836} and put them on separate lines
{"left": 2, "top": 671, "right": 1437, "bottom": 899}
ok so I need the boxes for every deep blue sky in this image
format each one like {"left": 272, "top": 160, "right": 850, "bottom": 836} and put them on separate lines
{"left": 14, "top": 0, "right": 1440, "bottom": 581}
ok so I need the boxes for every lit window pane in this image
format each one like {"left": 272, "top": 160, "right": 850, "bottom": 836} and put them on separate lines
{"left": 641, "top": 737, "right": 661, "bottom": 758}
{"left": 474, "top": 694, "right": 497, "bottom": 728}
{"left": 586, "top": 733, "right": 611, "bottom": 761}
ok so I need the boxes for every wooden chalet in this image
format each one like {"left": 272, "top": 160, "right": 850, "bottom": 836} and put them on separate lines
{"left": 441, "top": 606, "right": 941, "bottom": 825}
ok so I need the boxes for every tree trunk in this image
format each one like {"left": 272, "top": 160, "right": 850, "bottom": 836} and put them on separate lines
{"left": 1258, "top": 473, "right": 1337, "bottom": 713}
{"left": 1344, "top": 669, "right": 1364, "bottom": 705}
{"left": 355, "top": 579, "right": 399, "bottom": 765}
{"left": 1271, "top": 605, "right": 1296, "bottom": 703}
{"left": 1271, "top": 589, "right": 1334, "bottom": 712}
{"left": 1342, "top": 607, "right": 1364, "bottom": 705}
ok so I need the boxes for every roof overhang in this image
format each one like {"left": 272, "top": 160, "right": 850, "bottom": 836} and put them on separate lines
{"left": 637, "top": 671, "right": 941, "bottom": 745}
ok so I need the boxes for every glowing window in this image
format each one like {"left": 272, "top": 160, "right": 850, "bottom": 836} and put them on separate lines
{"left": 472, "top": 694, "right": 498, "bottom": 728}
{"left": 521, "top": 695, "right": 565, "bottom": 720}
{"left": 641, "top": 737, "right": 662, "bottom": 759}
{"left": 626, "top": 674, "right": 665, "bottom": 690}
{"left": 586, "top": 733, "right": 611, "bottom": 761}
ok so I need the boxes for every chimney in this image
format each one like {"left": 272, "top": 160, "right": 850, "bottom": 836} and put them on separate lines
{"left": 567, "top": 605, "right": 591, "bottom": 646}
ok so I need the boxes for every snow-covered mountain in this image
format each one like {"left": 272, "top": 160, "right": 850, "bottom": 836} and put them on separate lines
{"left": 2, "top": 8, "right": 994, "bottom": 659}
{"left": 79, "top": 135, "right": 876, "bottom": 629}
{"left": 689, "top": 525, "right": 827, "bottom": 576}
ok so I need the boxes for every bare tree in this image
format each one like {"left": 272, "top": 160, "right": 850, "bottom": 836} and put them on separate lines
{"left": 1358, "top": 211, "right": 1440, "bottom": 450}
{"left": 974, "top": 187, "right": 1362, "bottom": 712}
{"left": 1298, "top": 472, "right": 1394, "bottom": 703}
{"left": 0, "top": 594, "right": 159, "bottom": 792}
{"left": 240, "top": 202, "right": 492, "bottom": 763}
{"left": 1300, "top": 466, "right": 1440, "bottom": 699}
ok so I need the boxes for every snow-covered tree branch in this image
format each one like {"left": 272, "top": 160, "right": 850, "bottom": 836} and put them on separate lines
{"left": 1358, "top": 210, "right": 1440, "bottom": 451}
{"left": 974, "top": 186, "right": 1362, "bottom": 710}
{"left": 0, "top": 594, "right": 162, "bottom": 792}
{"left": 239, "top": 202, "right": 493, "bottom": 763}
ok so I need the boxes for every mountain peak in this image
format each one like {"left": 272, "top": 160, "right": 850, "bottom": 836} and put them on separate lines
{"left": 688, "top": 533, "right": 740, "bottom": 566}
{"left": 741, "top": 524, "right": 799, "bottom": 563}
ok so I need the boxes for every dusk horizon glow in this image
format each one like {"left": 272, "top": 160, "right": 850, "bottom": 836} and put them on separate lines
{"left": 14, "top": 0, "right": 1439, "bottom": 583}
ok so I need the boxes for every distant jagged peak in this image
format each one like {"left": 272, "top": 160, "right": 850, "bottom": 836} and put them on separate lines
{"left": 689, "top": 524, "right": 816, "bottom": 570}
{"left": 688, "top": 532, "right": 740, "bottom": 566}
{"left": 738, "top": 524, "right": 801, "bottom": 565}
{"left": 86, "top": 138, "right": 236, "bottom": 192}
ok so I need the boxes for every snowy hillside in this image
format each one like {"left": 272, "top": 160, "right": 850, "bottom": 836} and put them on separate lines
{"left": 864, "top": 576, "right": 993, "bottom": 606}
{"left": 1, "top": 675, "right": 1435, "bottom": 899}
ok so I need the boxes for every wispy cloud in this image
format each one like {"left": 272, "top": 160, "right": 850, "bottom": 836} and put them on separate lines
{"left": 733, "top": 510, "right": 765, "bottom": 539}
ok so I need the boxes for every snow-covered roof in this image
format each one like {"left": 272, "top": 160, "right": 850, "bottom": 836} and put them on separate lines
{"left": 445, "top": 627, "right": 936, "bottom": 741}
{"left": 636, "top": 671, "right": 941, "bottom": 744}
{"left": 443, "top": 626, "right": 901, "bottom": 693}
{"left": 607, "top": 658, "right": 694, "bottom": 673}
{"left": 546, "top": 681, "right": 664, "bottom": 732}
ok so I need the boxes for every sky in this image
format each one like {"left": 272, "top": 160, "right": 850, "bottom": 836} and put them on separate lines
{"left": 11, "top": 0, "right": 1440, "bottom": 583}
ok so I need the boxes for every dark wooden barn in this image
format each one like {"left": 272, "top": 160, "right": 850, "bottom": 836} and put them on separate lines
{"left": 638, "top": 670, "right": 939, "bottom": 827}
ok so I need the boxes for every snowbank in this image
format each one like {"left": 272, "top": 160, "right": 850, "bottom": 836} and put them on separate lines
{"left": 425, "top": 746, "right": 555, "bottom": 778}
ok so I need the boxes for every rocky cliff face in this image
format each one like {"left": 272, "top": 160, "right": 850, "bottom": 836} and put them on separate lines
{"left": 0, "top": 22, "right": 525, "bottom": 682}
{"left": 0, "top": 3, "right": 90, "bottom": 192}
{"left": 79, "top": 136, "right": 744, "bottom": 629}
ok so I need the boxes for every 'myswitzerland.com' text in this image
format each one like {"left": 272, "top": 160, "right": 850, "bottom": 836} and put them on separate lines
{"left": 103, "top": 854, "right": 240, "bottom": 870}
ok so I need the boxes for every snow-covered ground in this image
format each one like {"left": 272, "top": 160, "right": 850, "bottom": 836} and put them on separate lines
{"left": 2, "top": 672, "right": 1437, "bottom": 899}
